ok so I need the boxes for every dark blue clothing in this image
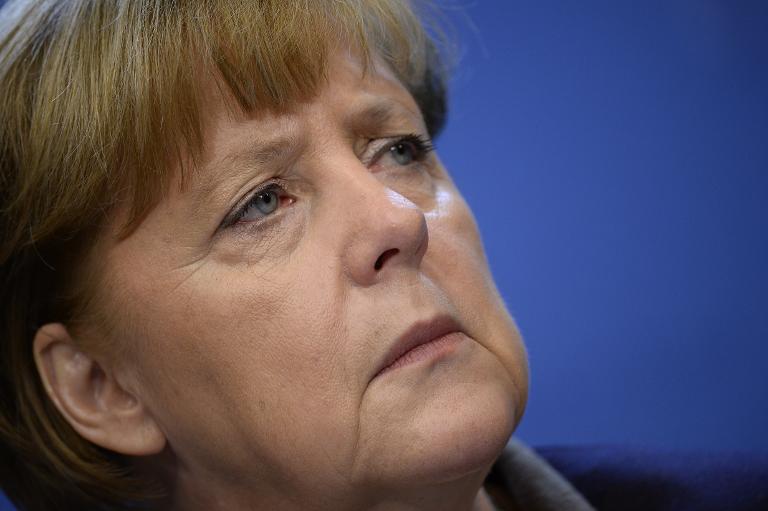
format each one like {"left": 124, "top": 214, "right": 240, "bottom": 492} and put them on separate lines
{"left": 2, "top": 442, "right": 767, "bottom": 510}
{"left": 536, "top": 444, "right": 768, "bottom": 511}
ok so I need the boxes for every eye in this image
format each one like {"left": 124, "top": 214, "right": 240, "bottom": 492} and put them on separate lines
{"left": 374, "top": 134, "right": 434, "bottom": 169}
{"left": 390, "top": 141, "right": 418, "bottom": 165}
{"left": 229, "top": 182, "right": 291, "bottom": 226}
{"left": 245, "top": 189, "right": 279, "bottom": 217}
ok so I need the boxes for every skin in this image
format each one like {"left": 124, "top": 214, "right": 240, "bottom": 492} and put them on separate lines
{"left": 34, "top": 50, "right": 529, "bottom": 511}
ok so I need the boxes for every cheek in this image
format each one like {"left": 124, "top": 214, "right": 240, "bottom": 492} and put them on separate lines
{"left": 136, "top": 276, "right": 332, "bottom": 409}
{"left": 424, "top": 184, "right": 495, "bottom": 293}
{"left": 424, "top": 188, "right": 498, "bottom": 333}
{"left": 424, "top": 184, "right": 529, "bottom": 411}
{"left": 112, "top": 259, "right": 365, "bottom": 478}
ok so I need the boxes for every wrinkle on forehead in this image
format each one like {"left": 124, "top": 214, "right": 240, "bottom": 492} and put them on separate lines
{"left": 172, "top": 51, "right": 426, "bottom": 215}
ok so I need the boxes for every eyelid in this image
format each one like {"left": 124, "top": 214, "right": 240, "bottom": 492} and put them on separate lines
{"left": 219, "top": 178, "right": 289, "bottom": 231}
{"left": 362, "top": 133, "right": 434, "bottom": 168}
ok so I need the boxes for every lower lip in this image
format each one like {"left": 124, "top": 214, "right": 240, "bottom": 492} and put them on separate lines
{"left": 376, "top": 332, "right": 466, "bottom": 378}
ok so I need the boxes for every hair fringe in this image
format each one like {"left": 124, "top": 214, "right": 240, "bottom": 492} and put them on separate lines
{"left": 0, "top": 0, "right": 450, "bottom": 509}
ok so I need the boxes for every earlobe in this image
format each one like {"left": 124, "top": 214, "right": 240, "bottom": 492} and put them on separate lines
{"left": 33, "top": 323, "right": 166, "bottom": 456}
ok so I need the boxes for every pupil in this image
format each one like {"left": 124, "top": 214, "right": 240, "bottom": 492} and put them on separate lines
{"left": 256, "top": 190, "right": 278, "bottom": 214}
{"left": 392, "top": 143, "right": 413, "bottom": 165}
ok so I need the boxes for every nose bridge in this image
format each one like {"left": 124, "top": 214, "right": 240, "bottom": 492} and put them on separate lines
{"left": 333, "top": 164, "right": 428, "bottom": 286}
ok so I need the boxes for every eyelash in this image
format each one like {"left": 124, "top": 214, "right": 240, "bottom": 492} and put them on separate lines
{"left": 225, "top": 133, "right": 435, "bottom": 229}
{"left": 369, "top": 133, "right": 435, "bottom": 167}
{"left": 227, "top": 181, "right": 289, "bottom": 228}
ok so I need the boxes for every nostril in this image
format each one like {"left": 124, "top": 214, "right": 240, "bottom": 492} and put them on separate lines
{"left": 374, "top": 248, "right": 399, "bottom": 271}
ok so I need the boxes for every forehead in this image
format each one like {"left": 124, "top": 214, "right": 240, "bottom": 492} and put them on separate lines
{"left": 181, "top": 51, "right": 425, "bottom": 194}
{"left": 200, "top": 49, "right": 422, "bottom": 139}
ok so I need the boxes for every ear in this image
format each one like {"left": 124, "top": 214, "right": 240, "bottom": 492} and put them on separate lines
{"left": 33, "top": 323, "right": 166, "bottom": 456}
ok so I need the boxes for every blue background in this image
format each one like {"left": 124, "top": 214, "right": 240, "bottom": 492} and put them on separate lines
{"left": 437, "top": 0, "right": 768, "bottom": 452}
{"left": 1, "top": 0, "right": 767, "bottom": 509}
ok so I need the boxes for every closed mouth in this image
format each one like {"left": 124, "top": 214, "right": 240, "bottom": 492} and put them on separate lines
{"left": 373, "top": 314, "right": 463, "bottom": 380}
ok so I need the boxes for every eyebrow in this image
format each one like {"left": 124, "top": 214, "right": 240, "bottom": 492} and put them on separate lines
{"left": 217, "top": 135, "right": 301, "bottom": 170}
{"left": 187, "top": 132, "right": 302, "bottom": 208}
{"left": 348, "top": 98, "right": 423, "bottom": 134}
{"left": 187, "top": 98, "right": 422, "bottom": 209}
{"left": 356, "top": 101, "right": 398, "bottom": 129}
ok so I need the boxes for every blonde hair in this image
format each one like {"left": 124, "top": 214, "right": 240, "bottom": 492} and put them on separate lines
{"left": 0, "top": 1, "right": 448, "bottom": 509}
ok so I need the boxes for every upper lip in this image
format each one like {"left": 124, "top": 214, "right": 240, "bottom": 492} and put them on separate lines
{"left": 372, "top": 314, "right": 463, "bottom": 380}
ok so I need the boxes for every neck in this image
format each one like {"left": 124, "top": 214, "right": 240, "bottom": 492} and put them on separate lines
{"left": 358, "top": 476, "right": 499, "bottom": 511}
{"left": 162, "top": 463, "right": 500, "bottom": 511}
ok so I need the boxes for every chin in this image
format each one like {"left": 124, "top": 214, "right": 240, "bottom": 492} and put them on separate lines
{"left": 406, "top": 381, "right": 518, "bottom": 485}
{"left": 357, "top": 347, "right": 520, "bottom": 488}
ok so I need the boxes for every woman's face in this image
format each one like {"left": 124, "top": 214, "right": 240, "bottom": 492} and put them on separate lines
{"left": 100, "top": 51, "right": 528, "bottom": 506}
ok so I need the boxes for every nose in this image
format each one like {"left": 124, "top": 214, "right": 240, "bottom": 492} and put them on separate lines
{"left": 342, "top": 177, "right": 429, "bottom": 287}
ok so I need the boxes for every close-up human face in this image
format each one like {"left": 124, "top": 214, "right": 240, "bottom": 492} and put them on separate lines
{"left": 98, "top": 50, "right": 529, "bottom": 509}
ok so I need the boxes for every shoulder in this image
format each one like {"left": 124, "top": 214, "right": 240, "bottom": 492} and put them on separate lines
{"left": 486, "top": 438, "right": 596, "bottom": 511}
{"left": 534, "top": 443, "right": 768, "bottom": 511}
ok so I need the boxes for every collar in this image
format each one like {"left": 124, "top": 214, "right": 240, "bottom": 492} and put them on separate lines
{"left": 485, "top": 438, "right": 596, "bottom": 511}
